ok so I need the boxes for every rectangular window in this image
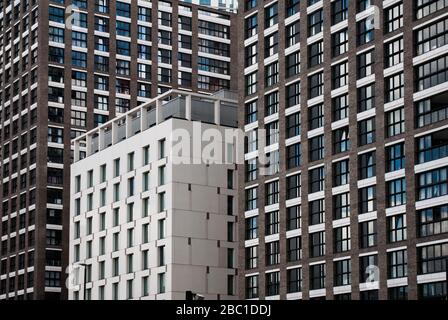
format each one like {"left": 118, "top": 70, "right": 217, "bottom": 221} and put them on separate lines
{"left": 386, "top": 178, "right": 406, "bottom": 208}
{"left": 334, "top": 192, "right": 350, "bottom": 220}
{"left": 332, "top": 29, "right": 348, "bottom": 57}
{"left": 387, "top": 214, "right": 407, "bottom": 243}
{"left": 385, "top": 37, "right": 404, "bottom": 68}
{"left": 384, "top": 3, "right": 403, "bottom": 33}
{"left": 360, "top": 220, "right": 377, "bottom": 248}
{"left": 359, "top": 151, "right": 376, "bottom": 179}
{"left": 417, "top": 166, "right": 448, "bottom": 201}
{"left": 308, "top": 9, "right": 323, "bottom": 37}
{"left": 308, "top": 41, "right": 323, "bottom": 67}
{"left": 334, "top": 259, "right": 351, "bottom": 286}
{"left": 332, "top": 61, "right": 348, "bottom": 89}
{"left": 359, "top": 185, "right": 376, "bottom": 214}
{"left": 388, "top": 249, "right": 407, "bottom": 279}
{"left": 334, "top": 226, "right": 351, "bottom": 253}
{"left": 358, "top": 118, "right": 375, "bottom": 146}
{"left": 310, "top": 263, "right": 326, "bottom": 290}
{"left": 417, "top": 204, "right": 448, "bottom": 237}
{"left": 265, "top": 211, "right": 279, "bottom": 235}
{"left": 310, "top": 200, "right": 325, "bottom": 226}
{"left": 416, "top": 55, "right": 448, "bottom": 91}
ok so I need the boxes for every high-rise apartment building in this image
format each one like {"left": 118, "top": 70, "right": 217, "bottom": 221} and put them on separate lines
{"left": 0, "top": 0, "right": 236, "bottom": 300}
{"left": 238, "top": 0, "right": 448, "bottom": 300}
{"left": 69, "top": 89, "right": 238, "bottom": 300}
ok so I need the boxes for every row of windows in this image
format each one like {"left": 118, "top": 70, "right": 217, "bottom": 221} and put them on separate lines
{"left": 246, "top": 275, "right": 446, "bottom": 300}
{"left": 245, "top": 1, "right": 403, "bottom": 43}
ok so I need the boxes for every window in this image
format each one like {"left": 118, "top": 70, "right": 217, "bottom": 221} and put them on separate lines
{"left": 245, "top": 187, "right": 257, "bottom": 211}
{"left": 286, "top": 0, "right": 300, "bottom": 17}
{"left": 333, "top": 127, "right": 350, "bottom": 154}
{"left": 287, "top": 143, "right": 302, "bottom": 169}
{"left": 265, "top": 210, "right": 280, "bottom": 236}
{"left": 332, "top": 29, "right": 348, "bottom": 57}
{"left": 333, "top": 159, "right": 349, "bottom": 187}
{"left": 310, "top": 263, "right": 325, "bottom": 290}
{"left": 386, "top": 178, "right": 406, "bottom": 208}
{"left": 388, "top": 214, "right": 407, "bottom": 243}
{"left": 287, "top": 268, "right": 302, "bottom": 293}
{"left": 266, "top": 241, "right": 280, "bottom": 265}
{"left": 359, "top": 151, "right": 376, "bottom": 179}
{"left": 416, "top": 55, "right": 448, "bottom": 91}
{"left": 358, "top": 84, "right": 375, "bottom": 112}
{"left": 245, "top": 159, "right": 258, "bottom": 182}
{"left": 308, "top": 9, "right": 323, "bottom": 37}
{"left": 388, "top": 249, "right": 407, "bottom": 279}
{"left": 72, "top": 31, "right": 87, "bottom": 48}
{"left": 245, "top": 246, "right": 258, "bottom": 269}
{"left": 359, "top": 186, "right": 376, "bottom": 214}
{"left": 360, "top": 220, "right": 377, "bottom": 248}
{"left": 245, "top": 72, "right": 257, "bottom": 96}
{"left": 332, "top": 94, "right": 348, "bottom": 122}
{"left": 286, "top": 21, "right": 300, "bottom": 48}
{"left": 334, "top": 259, "right": 351, "bottom": 286}
{"left": 286, "top": 82, "right": 301, "bottom": 108}
{"left": 309, "top": 104, "right": 324, "bottom": 130}
{"left": 386, "top": 107, "right": 405, "bottom": 137}
{"left": 245, "top": 43, "right": 257, "bottom": 67}
{"left": 389, "top": 286, "right": 408, "bottom": 300}
{"left": 419, "top": 281, "right": 448, "bottom": 299}
{"left": 308, "top": 41, "right": 323, "bottom": 67}
{"left": 385, "top": 37, "right": 404, "bottom": 68}
{"left": 245, "top": 14, "right": 257, "bottom": 39}
{"left": 418, "top": 204, "right": 448, "bottom": 237}
{"left": 286, "top": 112, "right": 301, "bottom": 139}
{"left": 309, "top": 135, "right": 324, "bottom": 162}
{"left": 72, "top": 51, "right": 87, "bottom": 68}
{"left": 417, "top": 166, "right": 448, "bottom": 201}
{"left": 286, "top": 52, "right": 300, "bottom": 78}
{"left": 265, "top": 181, "right": 279, "bottom": 206}
{"left": 417, "top": 129, "right": 448, "bottom": 164}
{"left": 266, "top": 121, "right": 279, "bottom": 146}
{"left": 264, "top": 32, "right": 278, "bottom": 58}
{"left": 309, "top": 166, "right": 325, "bottom": 193}
{"left": 245, "top": 275, "right": 259, "bottom": 299}
{"left": 332, "top": 0, "right": 348, "bottom": 25}
{"left": 49, "top": 27, "right": 64, "bottom": 43}
{"left": 360, "top": 254, "right": 378, "bottom": 283}
{"left": 334, "top": 192, "right": 350, "bottom": 220}
{"left": 358, "top": 18, "right": 374, "bottom": 45}
{"left": 309, "top": 72, "right": 323, "bottom": 99}
{"left": 386, "top": 143, "right": 405, "bottom": 172}
{"left": 287, "top": 205, "right": 301, "bottom": 230}
{"left": 310, "top": 231, "right": 325, "bottom": 257}
{"left": 332, "top": 61, "right": 348, "bottom": 89}
{"left": 49, "top": 6, "right": 64, "bottom": 24}
{"left": 418, "top": 242, "right": 448, "bottom": 275}
{"left": 286, "top": 174, "right": 301, "bottom": 200}
{"left": 265, "top": 91, "right": 279, "bottom": 116}
{"left": 265, "top": 3, "right": 278, "bottom": 28}
{"left": 358, "top": 50, "right": 374, "bottom": 79}
{"left": 245, "top": 216, "right": 258, "bottom": 240}
{"left": 386, "top": 73, "right": 404, "bottom": 103}
{"left": 287, "top": 236, "right": 302, "bottom": 262}
{"left": 358, "top": 118, "right": 375, "bottom": 146}
{"left": 385, "top": 3, "right": 403, "bottom": 33}
{"left": 334, "top": 226, "right": 351, "bottom": 253}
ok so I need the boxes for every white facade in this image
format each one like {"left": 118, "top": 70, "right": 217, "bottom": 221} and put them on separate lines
{"left": 69, "top": 90, "right": 239, "bottom": 300}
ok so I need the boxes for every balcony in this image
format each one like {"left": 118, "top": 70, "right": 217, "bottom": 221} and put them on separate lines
{"left": 73, "top": 89, "right": 238, "bottom": 161}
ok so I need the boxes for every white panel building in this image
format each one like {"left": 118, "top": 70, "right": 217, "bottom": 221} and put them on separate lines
{"left": 68, "top": 90, "right": 239, "bottom": 300}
